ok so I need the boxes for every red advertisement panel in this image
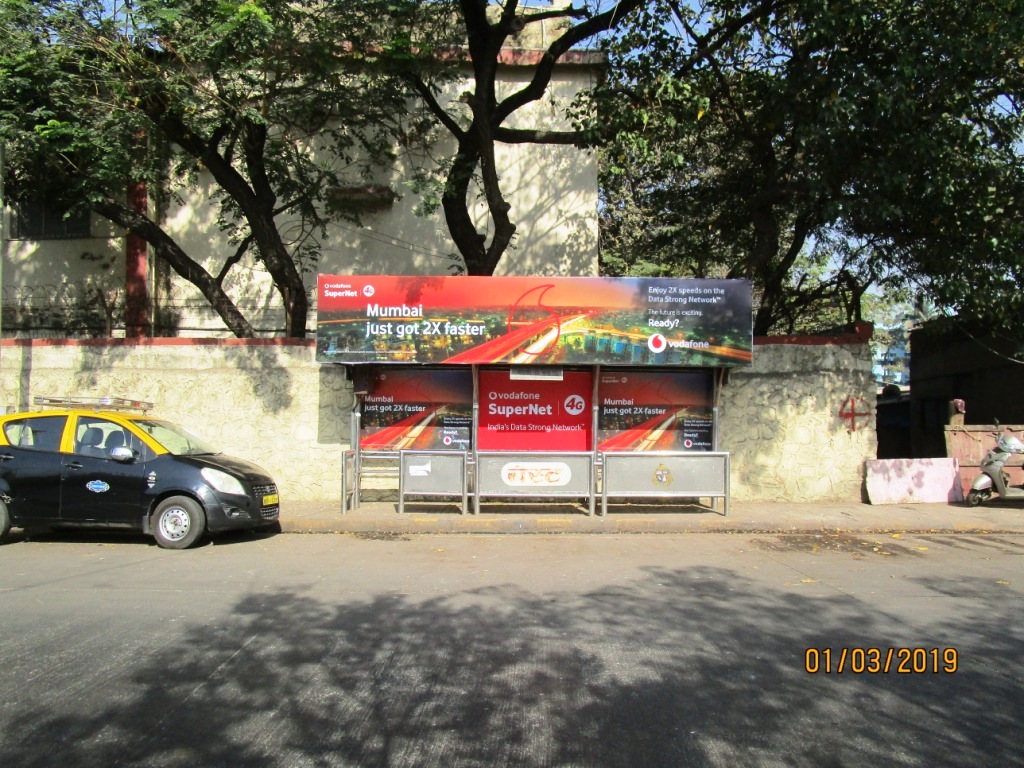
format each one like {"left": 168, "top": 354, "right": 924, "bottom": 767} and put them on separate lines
{"left": 597, "top": 370, "right": 714, "bottom": 452}
{"left": 360, "top": 368, "right": 473, "bottom": 451}
{"left": 317, "top": 275, "right": 752, "bottom": 367}
{"left": 478, "top": 370, "right": 592, "bottom": 451}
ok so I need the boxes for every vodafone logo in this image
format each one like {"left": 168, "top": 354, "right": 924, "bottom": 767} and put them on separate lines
{"left": 363, "top": 285, "right": 375, "bottom": 297}
{"left": 563, "top": 394, "right": 586, "bottom": 416}
{"left": 648, "top": 334, "right": 667, "bottom": 353}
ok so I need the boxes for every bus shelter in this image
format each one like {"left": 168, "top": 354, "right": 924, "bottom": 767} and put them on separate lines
{"left": 317, "top": 275, "right": 752, "bottom": 515}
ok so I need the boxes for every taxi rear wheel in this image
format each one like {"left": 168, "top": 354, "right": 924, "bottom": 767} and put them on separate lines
{"left": 152, "top": 496, "right": 206, "bottom": 550}
{"left": 0, "top": 500, "right": 10, "bottom": 542}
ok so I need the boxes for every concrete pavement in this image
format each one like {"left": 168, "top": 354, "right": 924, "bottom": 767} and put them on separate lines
{"left": 278, "top": 496, "right": 1024, "bottom": 535}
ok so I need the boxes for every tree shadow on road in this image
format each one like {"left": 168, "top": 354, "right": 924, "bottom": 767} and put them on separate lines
{"left": 1, "top": 563, "right": 1018, "bottom": 767}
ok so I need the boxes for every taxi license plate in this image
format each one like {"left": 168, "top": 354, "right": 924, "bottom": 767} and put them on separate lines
{"left": 262, "top": 493, "right": 279, "bottom": 506}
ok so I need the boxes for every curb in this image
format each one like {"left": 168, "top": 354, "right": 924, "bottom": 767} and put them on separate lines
{"left": 276, "top": 501, "right": 1024, "bottom": 536}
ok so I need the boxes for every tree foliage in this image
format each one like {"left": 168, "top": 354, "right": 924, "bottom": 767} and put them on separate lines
{"left": 391, "top": 0, "right": 653, "bottom": 276}
{"left": 0, "top": 0, "right": 416, "bottom": 337}
{"left": 598, "top": 0, "right": 1024, "bottom": 336}
{"left": 11, "top": 0, "right": 1019, "bottom": 341}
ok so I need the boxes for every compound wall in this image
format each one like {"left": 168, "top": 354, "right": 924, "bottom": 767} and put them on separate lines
{"left": 720, "top": 330, "right": 877, "bottom": 502}
{"left": 0, "top": 329, "right": 876, "bottom": 504}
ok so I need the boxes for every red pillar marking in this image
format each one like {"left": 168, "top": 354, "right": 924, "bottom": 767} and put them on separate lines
{"left": 125, "top": 181, "right": 149, "bottom": 338}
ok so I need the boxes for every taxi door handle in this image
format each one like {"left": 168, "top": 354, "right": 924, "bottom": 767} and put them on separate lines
{"left": 67, "top": 461, "right": 84, "bottom": 470}
{"left": 0, "top": 453, "right": 12, "bottom": 461}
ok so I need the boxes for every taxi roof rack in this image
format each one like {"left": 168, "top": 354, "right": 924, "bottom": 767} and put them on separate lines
{"left": 33, "top": 396, "right": 154, "bottom": 413}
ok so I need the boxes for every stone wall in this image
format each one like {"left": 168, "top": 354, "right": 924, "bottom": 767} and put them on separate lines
{"left": 721, "top": 330, "right": 877, "bottom": 501}
{"left": 0, "top": 340, "right": 353, "bottom": 502}
{"left": 0, "top": 332, "right": 877, "bottom": 504}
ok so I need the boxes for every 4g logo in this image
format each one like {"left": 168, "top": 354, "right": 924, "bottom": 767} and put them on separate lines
{"left": 563, "top": 394, "right": 586, "bottom": 416}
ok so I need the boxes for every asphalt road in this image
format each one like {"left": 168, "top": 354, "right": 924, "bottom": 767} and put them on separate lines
{"left": 0, "top": 529, "right": 1021, "bottom": 768}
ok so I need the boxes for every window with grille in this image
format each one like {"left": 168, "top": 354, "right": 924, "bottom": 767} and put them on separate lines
{"left": 11, "top": 196, "right": 91, "bottom": 240}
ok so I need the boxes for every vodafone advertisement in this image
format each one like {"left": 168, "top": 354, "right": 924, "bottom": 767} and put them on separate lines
{"left": 478, "top": 370, "right": 592, "bottom": 451}
{"left": 360, "top": 368, "right": 473, "bottom": 451}
{"left": 316, "top": 275, "right": 752, "bottom": 368}
{"left": 597, "top": 370, "right": 715, "bottom": 452}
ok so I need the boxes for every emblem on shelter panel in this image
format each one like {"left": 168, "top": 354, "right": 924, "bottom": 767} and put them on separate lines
{"left": 653, "top": 464, "right": 673, "bottom": 486}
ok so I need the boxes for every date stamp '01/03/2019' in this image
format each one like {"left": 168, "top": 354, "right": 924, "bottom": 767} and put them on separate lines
{"left": 804, "top": 648, "right": 959, "bottom": 674}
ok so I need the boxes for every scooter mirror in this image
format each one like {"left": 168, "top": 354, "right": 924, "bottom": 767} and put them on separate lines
{"left": 998, "top": 434, "right": 1024, "bottom": 454}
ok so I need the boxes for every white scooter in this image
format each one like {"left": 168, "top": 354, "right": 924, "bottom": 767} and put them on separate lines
{"left": 967, "top": 427, "right": 1024, "bottom": 506}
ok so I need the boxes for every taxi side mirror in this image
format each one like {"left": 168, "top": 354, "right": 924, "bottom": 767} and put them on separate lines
{"left": 110, "top": 446, "right": 136, "bottom": 463}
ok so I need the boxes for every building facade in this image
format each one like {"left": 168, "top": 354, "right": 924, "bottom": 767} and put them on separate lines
{"left": 1, "top": 48, "right": 602, "bottom": 338}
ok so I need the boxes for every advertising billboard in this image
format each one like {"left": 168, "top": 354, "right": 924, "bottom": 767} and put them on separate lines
{"left": 359, "top": 368, "right": 473, "bottom": 451}
{"left": 317, "top": 275, "right": 752, "bottom": 367}
{"left": 597, "top": 370, "right": 715, "bottom": 452}
{"left": 477, "top": 369, "right": 592, "bottom": 451}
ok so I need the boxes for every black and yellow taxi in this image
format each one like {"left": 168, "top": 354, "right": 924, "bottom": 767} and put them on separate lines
{"left": 0, "top": 397, "right": 280, "bottom": 549}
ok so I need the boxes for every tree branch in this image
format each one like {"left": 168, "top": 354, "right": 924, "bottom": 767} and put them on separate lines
{"left": 91, "top": 196, "right": 255, "bottom": 338}
{"left": 406, "top": 74, "right": 467, "bottom": 140}
{"left": 493, "top": 126, "right": 585, "bottom": 144}
{"left": 666, "top": 0, "right": 784, "bottom": 78}
{"left": 494, "top": 0, "right": 646, "bottom": 124}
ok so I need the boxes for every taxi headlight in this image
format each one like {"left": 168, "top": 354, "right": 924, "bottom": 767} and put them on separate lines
{"left": 201, "top": 467, "right": 246, "bottom": 496}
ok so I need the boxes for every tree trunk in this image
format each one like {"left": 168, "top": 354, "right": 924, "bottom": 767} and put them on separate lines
{"left": 93, "top": 198, "right": 256, "bottom": 338}
{"left": 246, "top": 214, "right": 309, "bottom": 337}
{"left": 240, "top": 123, "right": 309, "bottom": 337}
{"left": 138, "top": 104, "right": 308, "bottom": 337}
{"left": 441, "top": 128, "right": 518, "bottom": 277}
{"left": 442, "top": 141, "right": 490, "bottom": 274}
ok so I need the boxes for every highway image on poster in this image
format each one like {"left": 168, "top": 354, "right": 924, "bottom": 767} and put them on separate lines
{"left": 597, "top": 370, "right": 715, "bottom": 452}
{"left": 317, "top": 276, "right": 753, "bottom": 367}
{"left": 360, "top": 368, "right": 473, "bottom": 451}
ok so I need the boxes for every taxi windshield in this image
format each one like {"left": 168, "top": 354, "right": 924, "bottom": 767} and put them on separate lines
{"left": 133, "top": 419, "right": 219, "bottom": 456}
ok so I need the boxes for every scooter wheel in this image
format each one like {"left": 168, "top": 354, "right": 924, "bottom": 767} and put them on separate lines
{"left": 966, "top": 489, "right": 986, "bottom": 507}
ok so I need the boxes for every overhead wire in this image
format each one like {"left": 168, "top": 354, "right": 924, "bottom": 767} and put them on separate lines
{"left": 329, "top": 220, "right": 459, "bottom": 263}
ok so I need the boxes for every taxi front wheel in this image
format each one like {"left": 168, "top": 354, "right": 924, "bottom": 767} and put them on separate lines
{"left": 152, "top": 496, "right": 206, "bottom": 550}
